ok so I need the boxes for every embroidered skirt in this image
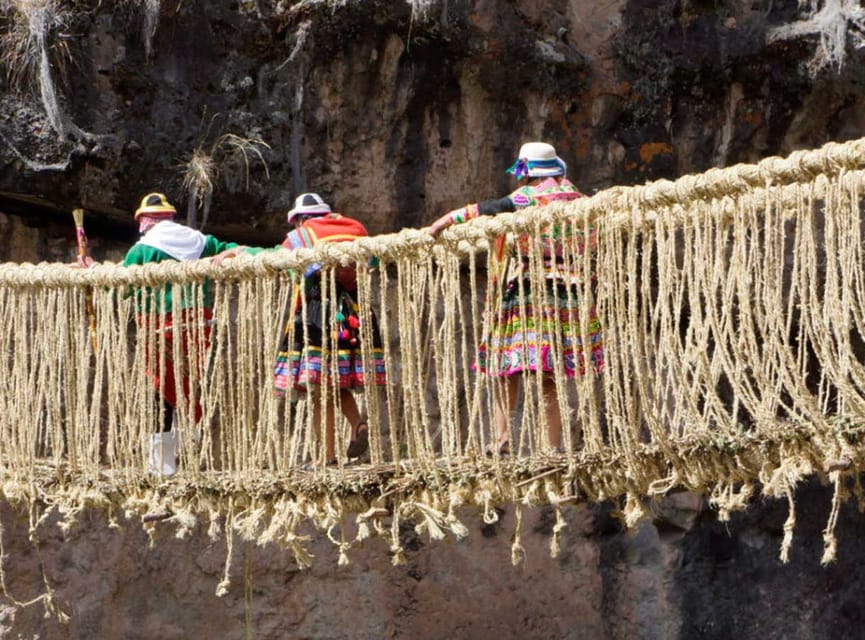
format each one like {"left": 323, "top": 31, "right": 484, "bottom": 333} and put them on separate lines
{"left": 274, "top": 289, "right": 387, "bottom": 394}
{"left": 476, "top": 278, "right": 604, "bottom": 377}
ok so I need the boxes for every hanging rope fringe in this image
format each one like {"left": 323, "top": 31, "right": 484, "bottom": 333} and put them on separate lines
{"left": 510, "top": 505, "right": 525, "bottom": 566}
{"left": 0, "top": 136, "right": 863, "bottom": 582}
{"left": 821, "top": 472, "right": 845, "bottom": 566}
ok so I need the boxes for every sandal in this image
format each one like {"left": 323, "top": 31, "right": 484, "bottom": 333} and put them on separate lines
{"left": 347, "top": 423, "right": 369, "bottom": 458}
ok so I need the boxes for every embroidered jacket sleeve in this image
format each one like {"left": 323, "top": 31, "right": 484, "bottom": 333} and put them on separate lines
{"left": 466, "top": 178, "right": 585, "bottom": 218}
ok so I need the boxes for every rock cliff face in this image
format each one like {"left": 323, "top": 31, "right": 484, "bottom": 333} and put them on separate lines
{"left": 1, "top": 0, "right": 864, "bottom": 251}
{"left": 2, "top": 1, "right": 865, "bottom": 638}
{"left": 1, "top": 480, "right": 864, "bottom": 640}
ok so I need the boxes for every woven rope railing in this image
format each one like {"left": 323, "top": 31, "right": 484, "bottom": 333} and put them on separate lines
{"left": 2, "top": 137, "right": 865, "bottom": 592}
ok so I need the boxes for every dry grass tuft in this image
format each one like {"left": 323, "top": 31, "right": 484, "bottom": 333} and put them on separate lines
{"left": 181, "top": 132, "right": 271, "bottom": 228}
{"left": 0, "top": 0, "right": 76, "bottom": 136}
{"left": 0, "top": 0, "right": 73, "bottom": 88}
{"left": 768, "top": 0, "right": 865, "bottom": 74}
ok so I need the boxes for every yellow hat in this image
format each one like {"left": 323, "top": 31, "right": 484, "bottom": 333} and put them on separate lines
{"left": 134, "top": 192, "right": 176, "bottom": 219}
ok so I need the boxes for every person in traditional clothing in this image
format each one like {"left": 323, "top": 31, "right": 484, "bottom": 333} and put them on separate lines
{"left": 124, "top": 192, "right": 242, "bottom": 475}
{"left": 429, "top": 142, "right": 604, "bottom": 455}
{"left": 219, "top": 193, "right": 386, "bottom": 465}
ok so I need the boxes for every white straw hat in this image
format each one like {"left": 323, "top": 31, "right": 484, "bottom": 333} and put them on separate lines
{"left": 506, "top": 142, "right": 567, "bottom": 178}
{"left": 287, "top": 193, "right": 332, "bottom": 223}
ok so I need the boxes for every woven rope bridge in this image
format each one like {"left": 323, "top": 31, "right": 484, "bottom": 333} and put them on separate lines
{"left": 3, "top": 138, "right": 865, "bottom": 580}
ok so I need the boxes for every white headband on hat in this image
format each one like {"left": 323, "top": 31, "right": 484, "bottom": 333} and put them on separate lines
{"left": 287, "top": 193, "right": 331, "bottom": 223}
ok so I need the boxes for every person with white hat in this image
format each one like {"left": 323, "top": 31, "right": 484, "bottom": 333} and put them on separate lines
{"left": 429, "top": 142, "right": 604, "bottom": 456}
{"left": 214, "top": 192, "right": 385, "bottom": 466}
{"left": 271, "top": 193, "right": 386, "bottom": 466}
{"left": 429, "top": 142, "right": 577, "bottom": 233}
{"left": 123, "top": 192, "right": 244, "bottom": 476}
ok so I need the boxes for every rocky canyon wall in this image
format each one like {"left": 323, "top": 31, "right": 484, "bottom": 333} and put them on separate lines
{"left": 1, "top": 479, "right": 863, "bottom": 639}
{"left": 2, "top": 0, "right": 864, "bottom": 250}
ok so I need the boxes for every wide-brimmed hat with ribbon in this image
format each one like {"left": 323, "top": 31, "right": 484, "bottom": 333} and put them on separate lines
{"left": 506, "top": 142, "right": 567, "bottom": 179}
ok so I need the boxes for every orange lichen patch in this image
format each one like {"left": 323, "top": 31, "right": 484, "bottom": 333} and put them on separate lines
{"left": 573, "top": 133, "right": 591, "bottom": 159}
{"left": 469, "top": 11, "right": 495, "bottom": 32}
{"left": 546, "top": 102, "right": 579, "bottom": 153}
{"left": 639, "top": 142, "right": 673, "bottom": 164}
{"left": 744, "top": 109, "right": 764, "bottom": 126}
{"left": 548, "top": 99, "right": 599, "bottom": 160}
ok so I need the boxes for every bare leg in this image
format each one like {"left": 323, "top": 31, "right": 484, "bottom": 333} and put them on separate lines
{"left": 311, "top": 387, "right": 366, "bottom": 463}
{"left": 493, "top": 376, "right": 520, "bottom": 450}
{"left": 542, "top": 376, "right": 563, "bottom": 450}
{"left": 340, "top": 389, "right": 362, "bottom": 437}
{"left": 309, "top": 386, "right": 336, "bottom": 463}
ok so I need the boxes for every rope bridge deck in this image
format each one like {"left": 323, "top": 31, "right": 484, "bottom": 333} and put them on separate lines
{"left": 3, "top": 137, "right": 865, "bottom": 575}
